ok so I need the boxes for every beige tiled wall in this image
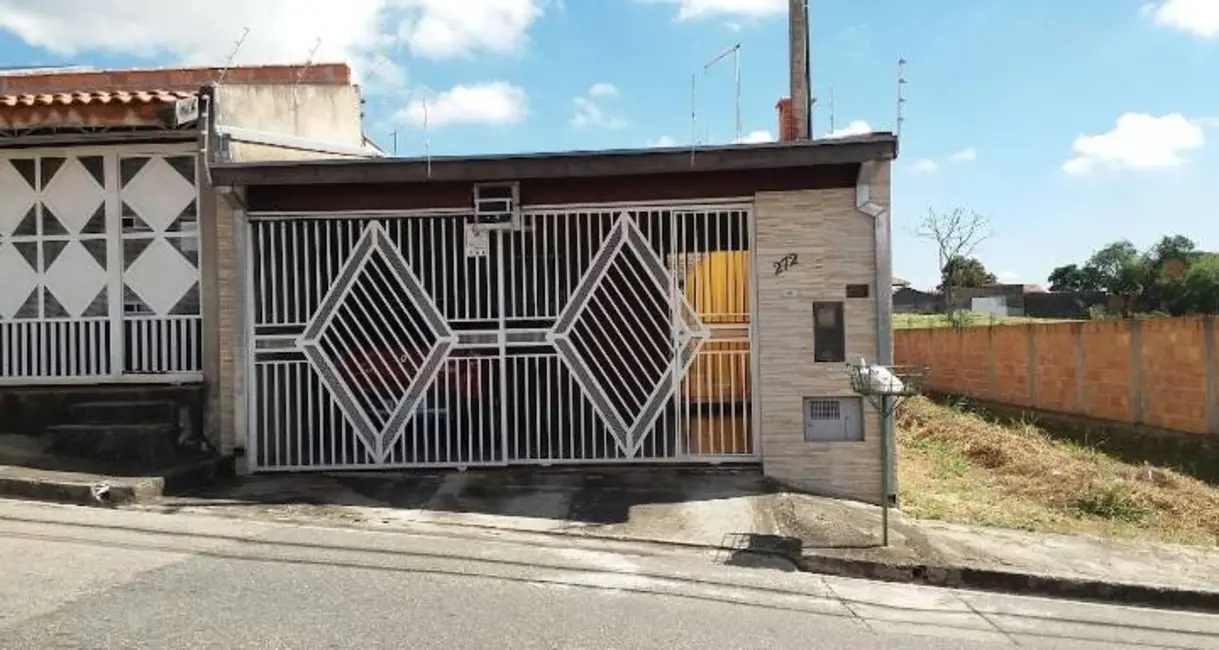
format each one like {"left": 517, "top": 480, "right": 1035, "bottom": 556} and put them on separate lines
{"left": 753, "top": 165, "right": 889, "bottom": 502}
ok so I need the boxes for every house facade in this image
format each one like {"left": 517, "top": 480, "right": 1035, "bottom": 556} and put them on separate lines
{"left": 207, "top": 135, "right": 898, "bottom": 502}
{"left": 0, "top": 63, "right": 376, "bottom": 455}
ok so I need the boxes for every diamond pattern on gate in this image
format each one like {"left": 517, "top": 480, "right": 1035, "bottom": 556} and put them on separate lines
{"left": 298, "top": 223, "right": 455, "bottom": 461}
{"left": 0, "top": 158, "right": 36, "bottom": 238}
{"left": 550, "top": 212, "right": 709, "bottom": 457}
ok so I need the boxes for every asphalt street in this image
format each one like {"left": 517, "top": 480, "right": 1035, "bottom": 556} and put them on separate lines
{"left": 1, "top": 498, "right": 1217, "bottom": 649}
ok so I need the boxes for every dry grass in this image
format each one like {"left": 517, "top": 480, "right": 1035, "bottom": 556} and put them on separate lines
{"left": 896, "top": 397, "right": 1219, "bottom": 547}
{"left": 894, "top": 313, "right": 1080, "bottom": 329}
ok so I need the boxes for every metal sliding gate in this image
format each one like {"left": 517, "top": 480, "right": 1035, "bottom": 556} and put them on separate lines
{"left": 248, "top": 205, "right": 756, "bottom": 470}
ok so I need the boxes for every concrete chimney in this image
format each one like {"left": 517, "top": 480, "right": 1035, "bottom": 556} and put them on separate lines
{"left": 788, "top": 0, "right": 810, "bottom": 139}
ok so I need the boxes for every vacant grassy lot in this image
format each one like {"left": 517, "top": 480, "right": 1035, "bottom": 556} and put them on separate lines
{"left": 893, "top": 313, "right": 1078, "bottom": 329}
{"left": 896, "top": 397, "right": 1219, "bottom": 547}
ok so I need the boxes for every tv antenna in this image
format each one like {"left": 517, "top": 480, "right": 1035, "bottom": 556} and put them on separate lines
{"left": 217, "top": 27, "right": 250, "bottom": 83}
{"left": 703, "top": 43, "right": 742, "bottom": 143}
{"left": 689, "top": 73, "right": 698, "bottom": 162}
{"left": 422, "top": 96, "right": 432, "bottom": 178}
{"left": 294, "top": 37, "right": 323, "bottom": 90}
{"left": 896, "top": 57, "right": 907, "bottom": 142}
{"left": 829, "top": 83, "right": 835, "bottom": 134}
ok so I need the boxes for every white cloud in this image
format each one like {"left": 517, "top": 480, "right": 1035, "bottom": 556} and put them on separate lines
{"left": 908, "top": 159, "right": 938, "bottom": 174}
{"left": 735, "top": 129, "right": 774, "bottom": 144}
{"left": 648, "top": 135, "right": 679, "bottom": 147}
{"left": 0, "top": 0, "right": 550, "bottom": 86}
{"left": 396, "top": 0, "right": 547, "bottom": 59}
{"left": 398, "top": 81, "right": 527, "bottom": 128}
{"left": 998, "top": 271, "right": 1021, "bottom": 283}
{"left": 588, "top": 82, "right": 619, "bottom": 98}
{"left": 1149, "top": 0, "right": 1219, "bottom": 37}
{"left": 948, "top": 147, "right": 977, "bottom": 162}
{"left": 1063, "top": 112, "right": 1206, "bottom": 175}
{"left": 824, "top": 120, "right": 873, "bottom": 139}
{"left": 642, "top": 0, "right": 785, "bottom": 21}
{"left": 571, "top": 84, "right": 627, "bottom": 129}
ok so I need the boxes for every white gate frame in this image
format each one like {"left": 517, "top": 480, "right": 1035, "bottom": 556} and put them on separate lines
{"left": 242, "top": 198, "right": 760, "bottom": 471}
{"left": 0, "top": 142, "right": 203, "bottom": 386}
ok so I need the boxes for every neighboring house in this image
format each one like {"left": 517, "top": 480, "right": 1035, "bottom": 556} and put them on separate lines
{"left": 946, "top": 283, "right": 1045, "bottom": 316}
{"left": 892, "top": 287, "right": 939, "bottom": 314}
{"left": 206, "top": 127, "right": 899, "bottom": 502}
{"left": 0, "top": 63, "right": 377, "bottom": 455}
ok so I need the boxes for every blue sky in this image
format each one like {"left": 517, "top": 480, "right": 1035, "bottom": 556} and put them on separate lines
{"left": 0, "top": 0, "right": 1215, "bottom": 289}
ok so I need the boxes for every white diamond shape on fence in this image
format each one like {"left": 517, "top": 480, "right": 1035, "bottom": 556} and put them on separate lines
{"left": 125, "top": 238, "right": 197, "bottom": 316}
{"left": 122, "top": 156, "right": 195, "bottom": 232}
{"left": 42, "top": 158, "right": 104, "bottom": 235}
{"left": 298, "top": 223, "right": 455, "bottom": 461}
{"left": 0, "top": 159, "right": 35, "bottom": 237}
{"left": 0, "top": 243, "right": 38, "bottom": 318}
{"left": 44, "top": 240, "right": 106, "bottom": 317}
{"left": 550, "top": 212, "right": 708, "bottom": 457}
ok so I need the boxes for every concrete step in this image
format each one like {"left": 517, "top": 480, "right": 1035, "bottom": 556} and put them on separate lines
{"left": 70, "top": 400, "right": 179, "bottom": 426}
{"left": 46, "top": 423, "right": 180, "bottom": 465}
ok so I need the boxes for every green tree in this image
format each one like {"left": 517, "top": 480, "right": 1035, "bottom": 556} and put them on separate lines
{"left": 1047, "top": 263, "right": 1101, "bottom": 293}
{"left": 1183, "top": 254, "right": 1219, "bottom": 314}
{"left": 1141, "top": 235, "right": 1196, "bottom": 314}
{"left": 940, "top": 256, "right": 996, "bottom": 291}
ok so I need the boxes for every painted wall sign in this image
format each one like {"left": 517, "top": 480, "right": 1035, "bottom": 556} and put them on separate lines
{"left": 772, "top": 253, "right": 798, "bottom": 276}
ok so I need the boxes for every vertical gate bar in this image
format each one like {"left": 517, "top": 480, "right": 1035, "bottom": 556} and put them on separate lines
{"left": 244, "top": 218, "right": 259, "bottom": 472}
{"left": 103, "top": 153, "right": 122, "bottom": 377}
{"left": 497, "top": 229, "right": 510, "bottom": 464}
{"left": 46, "top": 321, "right": 57, "bottom": 377}
{"left": 311, "top": 220, "right": 322, "bottom": 333}
{"left": 288, "top": 220, "right": 300, "bottom": 325}
{"left": 521, "top": 355, "right": 532, "bottom": 460}
{"left": 715, "top": 212, "right": 726, "bottom": 454}
{"left": 64, "top": 322, "right": 74, "bottom": 376}
{"left": 746, "top": 205, "right": 760, "bottom": 457}
{"left": 258, "top": 221, "right": 269, "bottom": 329}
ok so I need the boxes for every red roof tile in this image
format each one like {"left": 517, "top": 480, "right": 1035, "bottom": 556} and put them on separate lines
{"left": 0, "top": 89, "right": 196, "bottom": 108}
{"left": 0, "top": 62, "right": 351, "bottom": 97}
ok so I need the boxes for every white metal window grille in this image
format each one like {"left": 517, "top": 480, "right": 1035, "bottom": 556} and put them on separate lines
{"left": 803, "top": 396, "right": 864, "bottom": 442}
{"left": 0, "top": 147, "right": 202, "bottom": 384}
{"left": 246, "top": 204, "right": 756, "bottom": 470}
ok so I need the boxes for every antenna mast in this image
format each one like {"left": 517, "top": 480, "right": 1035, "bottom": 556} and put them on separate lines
{"left": 829, "top": 83, "right": 835, "bottom": 134}
{"left": 294, "top": 37, "right": 323, "bottom": 90}
{"left": 896, "top": 57, "right": 907, "bottom": 142}
{"left": 689, "top": 73, "right": 698, "bottom": 161}
{"left": 423, "top": 96, "right": 432, "bottom": 178}
{"left": 217, "top": 27, "right": 250, "bottom": 83}
{"left": 703, "top": 43, "right": 742, "bottom": 143}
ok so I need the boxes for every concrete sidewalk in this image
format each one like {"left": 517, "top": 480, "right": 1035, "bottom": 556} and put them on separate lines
{"left": 0, "top": 434, "right": 229, "bottom": 505}
{"left": 129, "top": 469, "right": 1219, "bottom": 612}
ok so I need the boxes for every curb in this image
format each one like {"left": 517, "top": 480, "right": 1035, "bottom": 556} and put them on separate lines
{"left": 0, "top": 457, "right": 233, "bottom": 507}
{"left": 795, "top": 553, "right": 1219, "bottom": 614}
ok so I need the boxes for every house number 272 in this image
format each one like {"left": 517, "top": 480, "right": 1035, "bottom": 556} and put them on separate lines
{"left": 773, "top": 253, "right": 798, "bottom": 276}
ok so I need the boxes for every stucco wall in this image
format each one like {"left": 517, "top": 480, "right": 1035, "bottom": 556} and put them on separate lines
{"left": 753, "top": 162, "right": 889, "bottom": 503}
{"left": 203, "top": 83, "right": 368, "bottom": 455}
{"left": 214, "top": 84, "right": 365, "bottom": 162}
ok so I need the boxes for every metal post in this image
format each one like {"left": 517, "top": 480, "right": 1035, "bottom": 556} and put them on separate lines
{"left": 880, "top": 395, "right": 891, "bottom": 546}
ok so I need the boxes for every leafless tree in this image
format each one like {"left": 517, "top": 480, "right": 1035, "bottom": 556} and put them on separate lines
{"left": 915, "top": 208, "right": 992, "bottom": 310}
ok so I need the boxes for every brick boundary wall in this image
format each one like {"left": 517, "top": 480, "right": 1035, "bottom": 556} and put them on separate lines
{"left": 894, "top": 317, "right": 1219, "bottom": 436}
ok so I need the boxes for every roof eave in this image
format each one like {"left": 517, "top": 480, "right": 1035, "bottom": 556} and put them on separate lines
{"left": 210, "top": 134, "right": 898, "bottom": 187}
